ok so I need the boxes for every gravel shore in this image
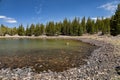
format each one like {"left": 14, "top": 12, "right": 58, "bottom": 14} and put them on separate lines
{"left": 0, "top": 35, "right": 120, "bottom": 80}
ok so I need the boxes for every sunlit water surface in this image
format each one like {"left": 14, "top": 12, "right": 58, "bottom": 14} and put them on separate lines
{"left": 0, "top": 39, "right": 97, "bottom": 72}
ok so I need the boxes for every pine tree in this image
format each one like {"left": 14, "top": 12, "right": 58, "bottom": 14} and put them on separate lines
{"left": 55, "top": 22, "right": 62, "bottom": 35}
{"left": 71, "top": 17, "right": 80, "bottom": 36}
{"left": 45, "top": 21, "right": 55, "bottom": 36}
{"left": 40, "top": 24, "right": 44, "bottom": 35}
{"left": 94, "top": 18, "right": 99, "bottom": 33}
{"left": 102, "top": 18, "right": 110, "bottom": 35}
{"left": 12, "top": 27, "right": 17, "bottom": 35}
{"left": 110, "top": 4, "right": 120, "bottom": 36}
{"left": 86, "top": 17, "right": 95, "bottom": 34}
{"left": 34, "top": 24, "right": 40, "bottom": 36}
{"left": 91, "top": 20, "right": 95, "bottom": 34}
{"left": 62, "top": 18, "right": 69, "bottom": 35}
{"left": 25, "top": 25, "right": 30, "bottom": 36}
{"left": 66, "top": 20, "right": 71, "bottom": 35}
{"left": 78, "top": 24, "right": 83, "bottom": 36}
{"left": 29, "top": 24, "right": 35, "bottom": 36}
{"left": 81, "top": 17, "right": 86, "bottom": 33}
{"left": 18, "top": 24, "right": 25, "bottom": 36}
{"left": 101, "top": 18, "right": 105, "bottom": 35}
{"left": 0, "top": 24, "right": 7, "bottom": 36}
{"left": 9, "top": 27, "right": 17, "bottom": 36}
{"left": 69, "top": 20, "right": 73, "bottom": 36}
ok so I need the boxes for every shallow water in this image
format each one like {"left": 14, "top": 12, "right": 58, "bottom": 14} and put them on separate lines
{"left": 0, "top": 39, "right": 96, "bottom": 72}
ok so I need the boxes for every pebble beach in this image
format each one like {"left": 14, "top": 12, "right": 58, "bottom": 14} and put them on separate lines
{"left": 0, "top": 35, "right": 120, "bottom": 80}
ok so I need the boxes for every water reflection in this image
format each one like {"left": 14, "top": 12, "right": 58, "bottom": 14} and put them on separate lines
{"left": 0, "top": 39, "right": 96, "bottom": 72}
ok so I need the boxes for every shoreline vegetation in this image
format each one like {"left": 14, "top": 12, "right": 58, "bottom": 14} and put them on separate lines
{"left": 0, "top": 35, "right": 119, "bottom": 79}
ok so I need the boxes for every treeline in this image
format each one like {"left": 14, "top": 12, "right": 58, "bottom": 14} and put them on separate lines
{"left": 0, "top": 4, "right": 120, "bottom": 36}
{"left": 0, "top": 24, "right": 45, "bottom": 36}
{"left": 0, "top": 17, "right": 111, "bottom": 36}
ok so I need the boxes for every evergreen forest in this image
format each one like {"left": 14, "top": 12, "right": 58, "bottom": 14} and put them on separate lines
{"left": 0, "top": 4, "right": 120, "bottom": 36}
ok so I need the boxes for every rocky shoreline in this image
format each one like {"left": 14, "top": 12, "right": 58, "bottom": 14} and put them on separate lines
{"left": 0, "top": 35, "right": 120, "bottom": 80}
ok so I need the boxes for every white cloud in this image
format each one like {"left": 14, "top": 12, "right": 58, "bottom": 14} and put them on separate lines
{"left": 91, "top": 16, "right": 111, "bottom": 21}
{"left": 0, "top": 16, "right": 6, "bottom": 18}
{"left": 91, "top": 17, "right": 97, "bottom": 21}
{"left": 5, "top": 18, "right": 17, "bottom": 23}
{"left": 0, "top": 15, "right": 17, "bottom": 23}
{"left": 34, "top": 0, "right": 45, "bottom": 15}
{"left": 98, "top": 1, "right": 119, "bottom": 13}
{"left": 35, "top": 4, "right": 42, "bottom": 15}
{"left": 103, "top": 16, "right": 111, "bottom": 19}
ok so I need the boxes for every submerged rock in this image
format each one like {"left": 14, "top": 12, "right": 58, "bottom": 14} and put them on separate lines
{"left": 0, "top": 37, "right": 119, "bottom": 79}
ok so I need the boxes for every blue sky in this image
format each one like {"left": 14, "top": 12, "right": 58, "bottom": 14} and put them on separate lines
{"left": 0, "top": 0, "right": 120, "bottom": 27}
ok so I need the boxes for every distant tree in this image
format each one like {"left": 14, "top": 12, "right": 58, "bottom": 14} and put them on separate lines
{"left": 40, "top": 24, "right": 45, "bottom": 35}
{"left": 17, "top": 24, "right": 25, "bottom": 36}
{"left": 66, "top": 20, "right": 71, "bottom": 35}
{"left": 91, "top": 20, "right": 95, "bottom": 34}
{"left": 69, "top": 20, "right": 74, "bottom": 36}
{"left": 0, "top": 24, "right": 8, "bottom": 36}
{"left": 34, "top": 24, "right": 41, "bottom": 36}
{"left": 61, "top": 18, "right": 70, "bottom": 35}
{"left": 9, "top": 27, "right": 17, "bottom": 36}
{"left": 78, "top": 23, "right": 83, "bottom": 36}
{"left": 110, "top": 4, "right": 120, "bottom": 36}
{"left": 55, "top": 22, "right": 62, "bottom": 35}
{"left": 12, "top": 27, "right": 17, "bottom": 35}
{"left": 25, "top": 25, "right": 31, "bottom": 36}
{"left": 9, "top": 28, "right": 13, "bottom": 36}
{"left": 34, "top": 24, "right": 44, "bottom": 36}
{"left": 45, "top": 21, "right": 55, "bottom": 36}
{"left": 71, "top": 17, "right": 80, "bottom": 36}
{"left": 29, "top": 24, "right": 35, "bottom": 36}
{"left": 86, "top": 17, "right": 91, "bottom": 33}
{"left": 86, "top": 17, "right": 95, "bottom": 34}
{"left": 81, "top": 17, "right": 86, "bottom": 33}
{"left": 94, "top": 18, "right": 99, "bottom": 33}
{"left": 102, "top": 18, "right": 110, "bottom": 35}
{"left": 100, "top": 17, "right": 104, "bottom": 35}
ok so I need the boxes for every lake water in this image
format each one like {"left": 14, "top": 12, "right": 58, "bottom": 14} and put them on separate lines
{"left": 0, "top": 39, "right": 96, "bottom": 72}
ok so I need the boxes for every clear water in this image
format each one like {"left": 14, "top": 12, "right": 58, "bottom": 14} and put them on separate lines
{"left": 0, "top": 39, "right": 96, "bottom": 72}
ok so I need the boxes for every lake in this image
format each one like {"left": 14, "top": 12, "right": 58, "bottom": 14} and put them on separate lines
{"left": 0, "top": 38, "right": 96, "bottom": 72}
